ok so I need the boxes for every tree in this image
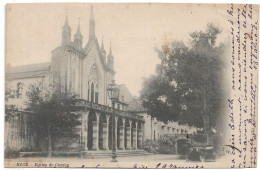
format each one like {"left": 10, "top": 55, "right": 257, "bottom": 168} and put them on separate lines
{"left": 5, "top": 87, "right": 18, "bottom": 122}
{"left": 25, "top": 85, "right": 81, "bottom": 157}
{"left": 140, "top": 24, "right": 226, "bottom": 132}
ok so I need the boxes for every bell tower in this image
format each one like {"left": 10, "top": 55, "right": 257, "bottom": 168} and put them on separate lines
{"left": 89, "top": 5, "right": 95, "bottom": 41}
{"left": 107, "top": 43, "right": 114, "bottom": 69}
{"left": 62, "top": 13, "right": 71, "bottom": 45}
{"left": 74, "top": 18, "right": 83, "bottom": 48}
{"left": 101, "top": 35, "right": 107, "bottom": 62}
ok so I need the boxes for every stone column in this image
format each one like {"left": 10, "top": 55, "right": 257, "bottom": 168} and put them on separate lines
{"left": 82, "top": 111, "right": 89, "bottom": 151}
{"left": 138, "top": 122, "right": 143, "bottom": 149}
{"left": 126, "top": 120, "right": 132, "bottom": 150}
{"left": 119, "top": 118, "right": 125, "bottom": 150}
{"left": 102, "top": 115, "right": 110, "bottom": 150}
{"left": 132, "top": 127, "right": 137, "bottom": 150}
{"left": 92, "top": 112, "right": 100, "bottom": 150}
{"left": 133, "top": 122, "right": 138, "bottom": 149}
{"left": 115, "top": 116, "right": 118, "bottom": 150}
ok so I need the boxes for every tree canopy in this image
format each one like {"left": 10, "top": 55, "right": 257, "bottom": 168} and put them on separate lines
{"left": 140, "top": 24, "right": 226, "bottom": 130}
{"left": 25, "top": 85, "right": 81, "bottom": 155}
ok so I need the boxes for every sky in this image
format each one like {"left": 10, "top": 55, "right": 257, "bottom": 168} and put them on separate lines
{"left": 5, "top": 3, "right": 229, "bottom": 96}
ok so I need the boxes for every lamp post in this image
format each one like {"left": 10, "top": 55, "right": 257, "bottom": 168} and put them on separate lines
{"left": 107, "top": 80, "right": 119, "bottom": 162}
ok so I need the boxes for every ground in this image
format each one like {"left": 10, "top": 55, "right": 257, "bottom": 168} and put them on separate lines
{"left": 5, "top": 154, "right": 229, "bottom": 168}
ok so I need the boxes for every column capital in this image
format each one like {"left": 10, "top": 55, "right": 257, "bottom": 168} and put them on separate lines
{"left": 135, "top": 121, "right": 138, "bottom": 128}
{"left": 129, "top": 119, "right": 132, "bottom": 128}
{"left": 84, "top": 110, "right": 90, "bottom": 114}
{"left": 105, "top": 114, "right": 110, "bottom": 123}
{"left": 122, "top": 118, "right": 126, "bottom": 126}
{"left": 96, "top": 112, "right": 100, "bottom": 122}
{"left": 83, "top": 111, "right": 89, "bottom": 120}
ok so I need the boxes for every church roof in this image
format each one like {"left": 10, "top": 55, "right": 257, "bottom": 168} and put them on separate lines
{"left": 6, "top": 62, "right": 51, "bottom": 74}
{"left": 51, "top": 41, "right": 86, "bottom": 58}
{"left": 6, "top": 62, "right": 51, "bottom": 80}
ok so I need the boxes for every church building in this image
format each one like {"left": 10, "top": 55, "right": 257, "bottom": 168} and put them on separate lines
{"left": 5, "top": 6, "right": 196, "bottom": 155}
{"left": 6, "top": 6, "right": 145, "bottom": 153}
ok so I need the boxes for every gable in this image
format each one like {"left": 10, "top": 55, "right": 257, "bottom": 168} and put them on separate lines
{"left": 118, "top": 84, "right": 133, "bottom": 103}
{"left": 84, "top": 39, "right": 115, "bottom": 74}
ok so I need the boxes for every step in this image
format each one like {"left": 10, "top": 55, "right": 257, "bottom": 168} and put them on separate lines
{"left": 19, "top": 150, "right": 152, "bottom": 158}
{"left": 82, "top": 150, "right": 152, "bottom": 158}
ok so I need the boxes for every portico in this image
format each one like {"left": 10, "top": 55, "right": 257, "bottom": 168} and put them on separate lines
{"left": 79, "top": 100, "right": 144, "bottom": 151}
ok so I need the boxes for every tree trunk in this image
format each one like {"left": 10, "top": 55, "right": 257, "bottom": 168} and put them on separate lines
{"left": 47, "top": 127, "right": 52, "bottom": 157}
{"left": 201, "top": 55, "right": 211, "bottom": 145}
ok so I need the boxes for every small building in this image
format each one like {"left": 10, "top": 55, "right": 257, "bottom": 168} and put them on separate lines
{"left": 127, "top": 98, "right": 197, "bottom": 142}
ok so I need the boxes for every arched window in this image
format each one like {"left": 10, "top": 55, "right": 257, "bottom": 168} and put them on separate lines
{"left": 16, "top": 82, "right": 24, "bottom": 98}
{"left": 88, "top": 64, "right": 99, "bottom": 103}
{"left": 91, "top": 82, "right": 94, "bottom": 103}
{"left": 88, "top": 81, "right": 90, "bottom": 101}
{"left": 95, "top": 84, "right": 99, "bottom": 104}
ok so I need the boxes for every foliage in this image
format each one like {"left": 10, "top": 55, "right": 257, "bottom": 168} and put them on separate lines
{"left": 5, "top": 146, "right": 20, "bottom": 158}
{"left": 5, "top": 87, "right": 18, "bottom": 122}
{"left": 143, "top": 139, "right": 176, "bottom": 154}
{"left": 25, "top": 85, "right": 81, "bottom": 153}
{"left": 140, "top": 24, "right": 226, "bottom": 129}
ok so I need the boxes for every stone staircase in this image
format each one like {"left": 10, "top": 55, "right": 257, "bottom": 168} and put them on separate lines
{"left": 81, "top": 149, "right": 152, "bottom": 159}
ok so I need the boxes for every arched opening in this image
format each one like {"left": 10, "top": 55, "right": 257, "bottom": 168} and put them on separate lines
{"left": 99, "top": 114, "right": 106, "bottom": 149}
{"left": 87, "top": 110, "right": 96, "bottom": 150}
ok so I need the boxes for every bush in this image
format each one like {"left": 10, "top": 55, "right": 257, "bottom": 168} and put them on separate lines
{"left": 144, "top": 139, "right": 176, "bottom": 154}
{"left": 5, "top": 146, "right": 19, "bottom": 158}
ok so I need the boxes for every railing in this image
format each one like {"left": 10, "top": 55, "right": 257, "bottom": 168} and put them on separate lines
{"left": 76, "top": 99, "right": 144, "bottom": 121}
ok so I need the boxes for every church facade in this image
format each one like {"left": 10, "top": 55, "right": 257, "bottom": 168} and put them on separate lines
{"left": 5, "top": 7, "right": 145, "bottom": 152}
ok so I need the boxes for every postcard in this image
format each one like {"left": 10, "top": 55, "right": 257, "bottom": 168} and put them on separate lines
{"left": 4, "top": 3, "right": 258, "bottom": 168}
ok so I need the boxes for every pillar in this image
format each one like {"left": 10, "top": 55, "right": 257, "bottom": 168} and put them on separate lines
{"left": 126, "top": 120, "right": 132, "bottom": 149}
{"left": 119, "top": 118, "right": 125, "bottom": 150}
{"left": 138, "top": 122, "right": 143, "bottom": 149}
{"left": 102, "top": 114, "right": 110, "bottom": 150}
{"left": 92, "top": 112, "right": 100, "bottom": 150}
{"left": 133, "top": 122, "right": 138, "bottom": 149}
{"left": 82, "top": 111, "right": 89, "bottom": 151}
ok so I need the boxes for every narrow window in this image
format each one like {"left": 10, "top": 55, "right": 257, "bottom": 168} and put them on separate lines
{"left": 87, "top": 82, "right": 90, "bottom": 101}
{"left": 16, "top": 82, "right": 23, "bottom": 98}
{"left": 91, "top": 82, "right": 94, "bottom": 103}
{"left": 95, "top": 84, "right": 99, "bottom": 104}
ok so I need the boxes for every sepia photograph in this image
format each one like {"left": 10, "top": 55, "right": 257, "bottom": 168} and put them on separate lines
{"left": 4, "top": 2, "right": 258, "bottom": 168}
